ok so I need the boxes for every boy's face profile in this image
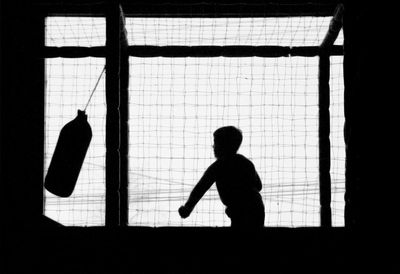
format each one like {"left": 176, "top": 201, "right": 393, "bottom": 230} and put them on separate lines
{"left": 213, "top": 137, "right": 231, "bottom": 159}
{"left": 213, "top": 138, "right": 220, "bottom": 158}
{"left": 213, "top": 139, "right": 222, "bottom": 158}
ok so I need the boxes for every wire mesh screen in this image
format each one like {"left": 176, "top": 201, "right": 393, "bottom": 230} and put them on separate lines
{"left": 43, "top": 15, "right": 344, "bottom": 227}
{"left": 127, "top": 16, "right": 344, "bottom": 227}
{"left": 330, "top": 55, "right": 345, "bottom": 226}
{"left": 128, "top": 56, "right": 320, "bottom": 226}
{"left": 46, "top": 17, "right": 105, "bottom": 47}
{"left": 45, "top": 58, "right": 106, "bottom": 226}
{"left": 44, "top": 17, "right": 106, "bottom": 226}
{"left": 126, "top": 17, "right": 342, "bottom": 46}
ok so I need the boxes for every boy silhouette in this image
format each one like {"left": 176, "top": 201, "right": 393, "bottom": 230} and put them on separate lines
{"left": 179, "top": 126, "right": 265, "bottom": 227}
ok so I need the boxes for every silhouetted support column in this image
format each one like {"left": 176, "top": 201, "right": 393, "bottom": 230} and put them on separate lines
{"left": 106, "top": 2, "right": 121, "bottom": 227}
{"left": 119, "top": 6, "right": 129, "bottom": 226}
{"left": 318, "top": 4, "right": 343, "bottom": 227}
{"left": 319, "top": 54, "right": 332, "bottom": 227}
{"left": 343, "top": 4, "right": 361, "bottom": 227}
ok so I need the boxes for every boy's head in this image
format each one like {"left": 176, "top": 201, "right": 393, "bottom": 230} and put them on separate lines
{"left": 213, "top": 126, "right": 242, "bottom": 158}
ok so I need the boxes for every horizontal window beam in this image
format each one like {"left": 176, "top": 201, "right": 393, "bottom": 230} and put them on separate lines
{"left": 37, "top": 2, "right": 339, "bottom": 17}
{"left": 122, "top": 3, "right": 339, "bottom": 18}
{"left": 42, "top": 46, "right": 105, "bottom": 58}
{"left": 43, "top": 45, "right": 343, "bottom": 58}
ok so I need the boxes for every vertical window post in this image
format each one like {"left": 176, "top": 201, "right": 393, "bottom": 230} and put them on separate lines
{"left": 106, "top": 2, "right": 121, "bottom": 226}
{"left": 343, "top": 4, "right": 360, "bottom": 227}
{"left": 319, "top": 4, "right": 343, "bottom": 227}
{"left": 319, "top": 53, "right": 332, "bottom": 227}
{"left": 119, "top": 6, "right": 129, "bottom": 226}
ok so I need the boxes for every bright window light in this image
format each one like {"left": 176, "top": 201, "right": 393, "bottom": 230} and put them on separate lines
{"left": 126, "top": 17, "right": 343, "bottom": 46}
{"left": 129, "top": 56, "right": 322, "bottom": 227}
{"left": 127, "top": 17, "right": 345, "bottom": 227}
{"left": 46, "top": 17, "right": 105, "bottom": 47}
{"left": 330, "top": 55, "right": 345, "bottom": 227}
{"left": 44, "top": 17, "right": 106, "bottom": 226}
{"left": 43, "top": 15, "right": 345, "bottom": 227}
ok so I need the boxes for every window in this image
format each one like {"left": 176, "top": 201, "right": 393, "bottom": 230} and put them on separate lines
{"left": 44, "top": 17, "right": 106, "bottom": 226}
{"left": 127, "top": 17, "right": 344, "bottom": 227}
{"left": 43, "top": 5, "right": 344, "bottom": 227}
{"left": 330, "top": 55, "right": 345, "bottom": 226}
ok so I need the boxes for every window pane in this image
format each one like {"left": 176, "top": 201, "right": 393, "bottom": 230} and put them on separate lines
{"left": 126, "top": 17, "right": 336, "bottom": 46}
{"left": 44, "top": 58, "right": 106, "bottom": 226}
{"left": 334, "top": 29, "right": 343, "bottom": 45}
{"left": 46, "top": 17, "right": 105, "bottom": 47}
{"left": 330, "top": 55, "right": 345, "bottom": 226}
{"left": 129, "top": 57, "right": 320, "bottom": 227}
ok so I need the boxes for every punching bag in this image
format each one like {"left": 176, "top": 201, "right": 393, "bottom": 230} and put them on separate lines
{"left": 45, "top": 110, "right": 92, "bottom": 197}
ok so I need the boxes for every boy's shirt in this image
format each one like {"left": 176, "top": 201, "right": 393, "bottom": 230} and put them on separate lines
{"left": 186, "top": 154, "right": 263, "bottom": 210}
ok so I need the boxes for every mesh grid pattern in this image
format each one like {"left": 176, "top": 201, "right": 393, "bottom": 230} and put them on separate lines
{"left": 330, "top": 55, "right": 345, "bottom": 226}
{"left": 126, "top": 17, "right": 343, "bottom": 47}
{"left": 44, "top": 15, "right": 345, "bottom": 227}
{"left": 46, "top": 17, "right": 105, "bottom": 47}
{"left": 44, "top": 58, "right": 106, "bottom": 226}
{"left": 129, "top": 57, "right": 320, "bottom": 227}
{"left": 44, "top": 17, "right": 106, "bottom": 226}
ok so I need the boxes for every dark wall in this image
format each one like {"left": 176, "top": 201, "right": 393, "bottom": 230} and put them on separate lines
{"left": 1, "top": 1, "right": 396, "bottom": 273}
{"left": 1, "top": 0, "right": 45, "bottom": 227}
{"left": 343, "top": 3, "right": 396, "bottom": 229}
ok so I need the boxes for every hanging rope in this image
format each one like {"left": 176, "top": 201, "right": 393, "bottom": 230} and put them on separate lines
{"left": 84, "top": 66, "right": 106, "bottom": 111}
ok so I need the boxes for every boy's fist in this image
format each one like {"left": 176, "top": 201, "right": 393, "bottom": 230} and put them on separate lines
{"left": 178, "top": 205, "right": 192, "bottom": 218}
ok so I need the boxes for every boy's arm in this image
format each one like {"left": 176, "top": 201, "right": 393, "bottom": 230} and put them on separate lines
{"left": 179, "top": 163, "right": 217, "bottom": 218}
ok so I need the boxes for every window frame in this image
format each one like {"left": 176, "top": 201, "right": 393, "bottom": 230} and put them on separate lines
{"left": 40, "top": 1, "right": 343, "bottom": 227}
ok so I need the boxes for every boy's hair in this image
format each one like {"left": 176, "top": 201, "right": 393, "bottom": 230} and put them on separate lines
{"left": 213, "top": 126, "right": 243, "bottom": 154}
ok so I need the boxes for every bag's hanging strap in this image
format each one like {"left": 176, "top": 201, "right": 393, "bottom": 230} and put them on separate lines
{"left": 83, "top": 66, "right": 106, "bottom": 112}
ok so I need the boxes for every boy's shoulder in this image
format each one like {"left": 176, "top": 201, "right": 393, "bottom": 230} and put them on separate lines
{"left": 236, "top": 153, "right": 252, "bottom": 163}
{"left": 236, "top": 154, "right": 257, "bottom": 169}
{"left": 217, "top": 154, "right": 253, "bottom": 166}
